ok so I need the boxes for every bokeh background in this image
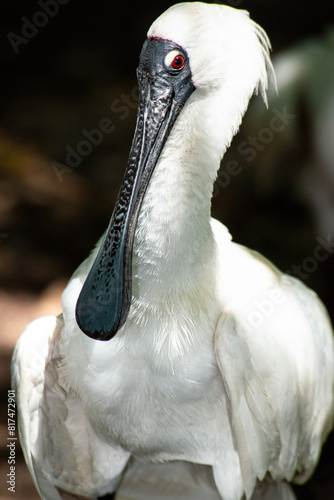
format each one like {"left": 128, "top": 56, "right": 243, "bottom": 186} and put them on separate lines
{"left": 1, "top": 0, "right": 334, "bottom": 498}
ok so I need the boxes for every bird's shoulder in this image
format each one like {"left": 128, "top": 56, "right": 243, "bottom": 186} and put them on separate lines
{"left": 12, "top": 315, "right": 128, "bottom": 498}
{"left": 211, "top": 219, "right": 334, "bottom": 496}
{"left": 211, "top": 217, "right": 281, "bottom": 306}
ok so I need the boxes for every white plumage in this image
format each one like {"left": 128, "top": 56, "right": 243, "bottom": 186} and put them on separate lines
{"left": 12, "top": 3, "right": 334, "bottom": 500}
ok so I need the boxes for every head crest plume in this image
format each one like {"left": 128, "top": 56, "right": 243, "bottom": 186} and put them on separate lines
{"left": 148, "top": 2, "right": 276, "bottom": 105}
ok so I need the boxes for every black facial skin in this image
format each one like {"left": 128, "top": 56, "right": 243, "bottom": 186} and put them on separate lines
{"left": 75, "top": 38, "right": 195, "bottom": 341}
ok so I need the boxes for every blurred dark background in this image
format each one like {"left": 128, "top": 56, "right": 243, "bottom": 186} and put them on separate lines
{"left": 0, "top": 1, "right": 334, "bottom": 498}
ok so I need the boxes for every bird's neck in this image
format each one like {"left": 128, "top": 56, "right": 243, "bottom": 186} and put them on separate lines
{"left": 130, "top": 87, "right": 248, "bottom": 311}
{"left": 132, "top": 146, "right": 217, "bottom": 308}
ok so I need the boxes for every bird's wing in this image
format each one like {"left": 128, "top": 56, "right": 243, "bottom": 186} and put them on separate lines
{"left": 11, "top": 315, "right": 64, "bottom": 500}
{"left": 11, "top": 314, "right": 129, "bottom": 499}
{"left": 214, "top": 250, "right": 334, "bottom": 499}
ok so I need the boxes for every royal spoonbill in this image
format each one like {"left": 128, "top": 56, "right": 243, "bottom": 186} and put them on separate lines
{"left": 12, "top": 2, "right": 334, "bottom": 500}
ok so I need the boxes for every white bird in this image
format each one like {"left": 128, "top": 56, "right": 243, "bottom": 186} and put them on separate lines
{"left": 12, "top": 3, "right": 334, "bottom": 500}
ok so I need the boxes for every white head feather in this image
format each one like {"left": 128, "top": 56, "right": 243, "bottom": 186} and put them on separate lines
{"left": 148, "top": 2, "right": 274, "bottom": 99}
{"left": 146, "top": 2, "right": 275, "bottom": 169}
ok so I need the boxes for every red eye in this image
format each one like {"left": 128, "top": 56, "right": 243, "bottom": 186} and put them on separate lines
{"left": 172, "top": 54, "right": 185, "bottom": 70}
